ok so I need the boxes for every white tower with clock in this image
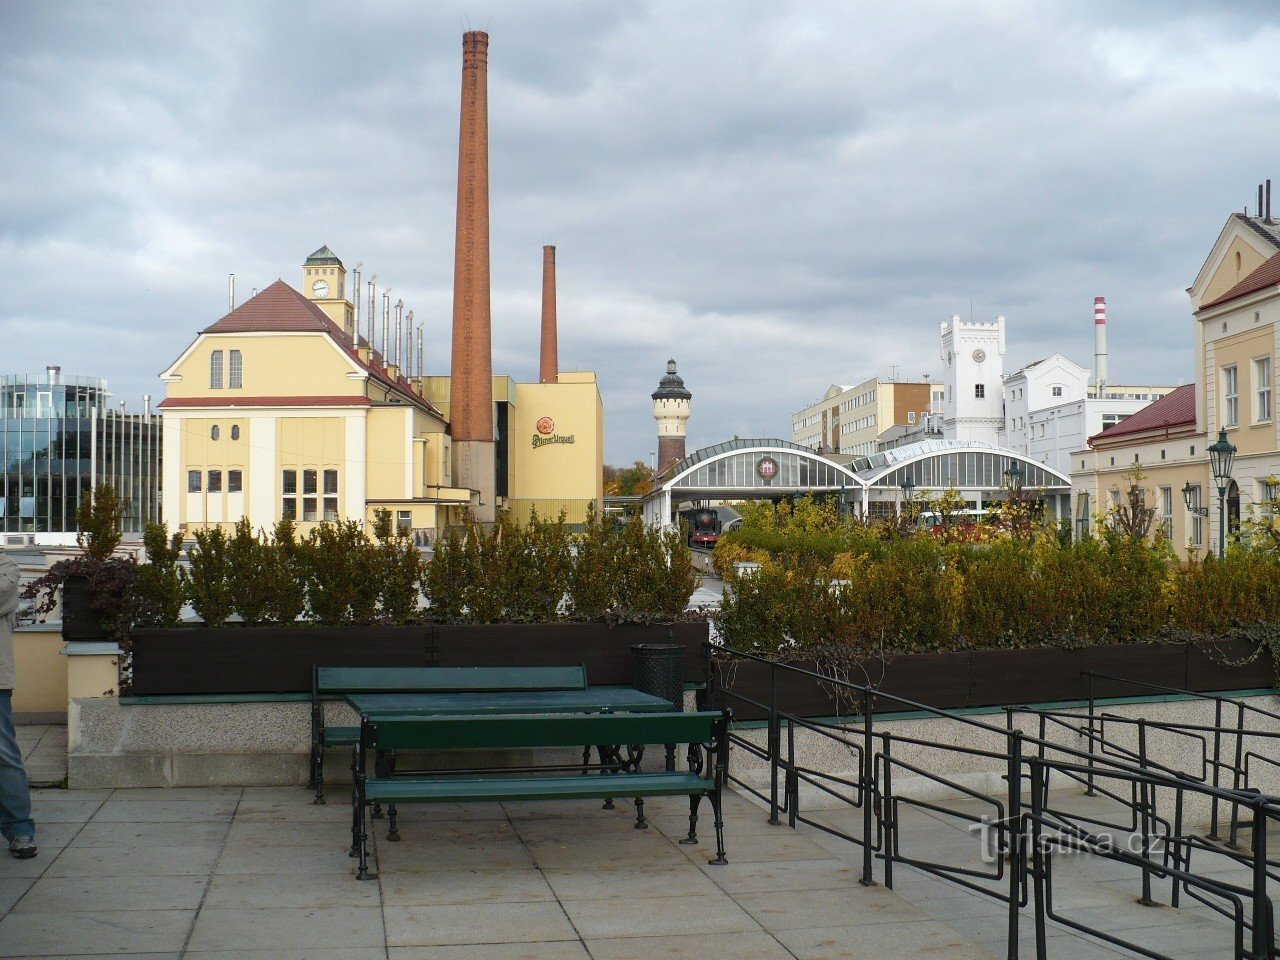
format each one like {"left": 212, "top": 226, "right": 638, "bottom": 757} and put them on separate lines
{"left": 303, "top": 245, "right": 356, "bottom": 337}
{"left": 939, "top": 314, "right": 1005, "bottom": 445}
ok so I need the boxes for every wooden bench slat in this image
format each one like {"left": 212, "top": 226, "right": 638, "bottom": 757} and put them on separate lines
{"left": 317, "top": 665, "right": 587, "bottom": 694}
{"left": 368, "top": 710, "right": 719, "bottom": 752}
{"left": 365, "top": 772, "right": 712, "bottom": 803}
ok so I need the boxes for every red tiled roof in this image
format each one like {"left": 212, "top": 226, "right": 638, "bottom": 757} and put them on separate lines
{"left": 1088, "top": 383, "right": 1196, "bottom": 445}
{"left": 198, "top": 280, "right": 442, "bottom": 418}
{"left": 1199, "top": 252, "right": 1280, "bottom": 311}
{"left": 157, "top": 396, "right": 372, "bottom": 409}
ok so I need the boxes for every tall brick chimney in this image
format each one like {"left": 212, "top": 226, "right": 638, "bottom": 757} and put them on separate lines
{"left": 539, "top": 245, "right": 558, "bottom": 384}
{"left": 449, "top": 31, "right": 496, "bottom": 522}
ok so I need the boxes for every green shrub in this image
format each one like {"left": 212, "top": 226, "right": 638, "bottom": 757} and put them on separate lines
{"left": 422, "top": 525, "right": 470, "bottom": 622}
{"left": 373, "top": 509, "right": 424, "bottom": 623}
{"left": 131, "top": 522, "right": 184, "bottom": 628}
{"left": 266, "top": 519, "right": 307, "bottom": 624}
{"left": 225, "top": 519, "right": 275, "bottom": 626}
{"left": 566, "top": 507, "right": 616, "bottom": 620}
{"left": 301, "top": 521, "right": 379, "bottom": 624}
{"left": 182, "top": 527, "right": 234, "bottom": 627}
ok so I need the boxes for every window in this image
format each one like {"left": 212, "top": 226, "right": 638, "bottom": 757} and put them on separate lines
{"left": 230, "top": 425, "right": 240, "bottom": 441}
{"left": 323, "top": 469, "right": 338, "bottom": 494}
{"left": 208, "top": 469, "right": 222, "bottom": 493}
{"left": 228, "top": 470, "right": 242, "bottom": 493}
{"left": 281, "top": 498, "right": 297, "bottom": 520}
{"left": 1075, "top": 493, "right": 1090, "bottom": 539}
{"left": 210, "top": 351, "right": 224, "bottom": 389}
{"left": 975, "top": 384, "right": 985, "bottom": 399}
{"left": 1256, "top": 357, "right": 1272, "bottom": 421}
{"left": 229, "top": 350, "right": 243, "bottom": 389}
{"left": 303, "top": 470, "right": 317, "bottom": 496}
{"left": 211, "top": 425, "right": 220, "bottom": 441}
{"left": 282, "top": 470, "right": 297, "bottom": 495}
{"left": 323, "top": 469, "right": 339, "bottom": 521}
{"left": 907, "top": 412, "right": 916, "bottom": 424}
{"left": 187, "top": 470, "right": 202, "bottom": 493}
{"left": 282, "top": 469, "right": 298, "bottom": 521}
{"left": 396, "top": 510, "right": 412, "bottom": 535}
{"left": 1052, "top": 386, "right": 1063, "bottom": 397}
{"left": 1187, "top": 484, "right": 1203, "bottom": 548}
{"left": 1159, "top": 486, "right": 1172, "bottom": 539}
{"left": 1223, "top": 365, "right": 1239, "bottom": 427}
{"left": 303, "top": 497, "right": 318, "bottom": 522}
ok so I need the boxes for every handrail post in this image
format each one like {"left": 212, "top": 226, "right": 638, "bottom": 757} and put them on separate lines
{"left": 882, "top": 735, "right": 894, "bottom": 890}
{"left": 787, "top": 714, "right": 797, "bottom": 828}
{"left": 1007, "top": 728, "right": 1023, "bottom": 960}
{"left": 768, "top": 662, "right": 781, "bottom": 825}
{"left": 1208, "top": 696, "right": 1224, "bottom": 841}
{"left": 1029, "top": 759, "right": 1048, "bottom": 960}
{"left": 1136, "top": 719, "right": 1157, "bottom": 906}
{"left": 1085, "top": 672, "right": 1097, "bottom": 796}
{"left": 1229, "top": 701, "right": 1246, "bottom": 849}
{"left": 1250, "top": 803, "right": 1272, "bottom": 960}
{"left": 860, "top": 686, "right": 876, "bottom": 887}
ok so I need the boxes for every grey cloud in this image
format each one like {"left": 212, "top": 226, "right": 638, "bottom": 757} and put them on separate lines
{"left": 0, "top": 0, "right": 1276, "bottom": 461}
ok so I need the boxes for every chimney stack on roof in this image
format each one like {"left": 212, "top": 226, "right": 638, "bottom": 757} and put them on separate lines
{"left": 1093, "top": 296, "right": 1108, "bottom": 396}
{"left": 539, "top": 245, "right": 558, "bottom": 384}
{"left": 448, "top": 31, "right": 496, "bottom": 520}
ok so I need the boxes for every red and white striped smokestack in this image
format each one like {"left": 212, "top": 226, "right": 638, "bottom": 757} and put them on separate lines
{"left": 539, "top": 245, "right": 558, "bottom": 384}
{"left": 449, "top": 30, "right": 496, "bottom": 521}
{"left": 1093, "top": 296, "right": 1108, "bottom": 396}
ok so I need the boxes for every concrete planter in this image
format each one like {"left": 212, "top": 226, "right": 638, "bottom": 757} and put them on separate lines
{"left": 61, "top": 575, "right": 108, "bottom": 642}
{"left": 130, "top": 619, "right": 710, "bottom": 695}
{"left": 708, "top": 640, "right": 1277, "bottom": 721}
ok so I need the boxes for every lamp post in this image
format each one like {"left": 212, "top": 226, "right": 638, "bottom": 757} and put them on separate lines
{"left": 1208, "top": 429, "right": 1237, "bottom": 558}
{"left": 1003, "top": 463, "right": 1024, "bottom": 500}
{"left": 900, "top": 477, "right": 916, "bottom": 523}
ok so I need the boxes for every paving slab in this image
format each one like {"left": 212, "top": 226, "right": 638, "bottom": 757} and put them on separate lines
{"left": 775, "top": 920, "right": 997, "bottom": 959}
{"left": 70, "top": 818, "right": 229, "bottom": 847}
{"left": 45, "top": 843, "right": 221, "bottom": 877}
{"left": 0, "top": 878, "right": 33, "bottom": 915}
{"left": 0, "top": 907, "right": 194, "bottom": 956}
{"left": 541, "top": 862, "right": 724, "bottom": 901}
{"left": 562, "top": 892, "right": 760, "bottom": 939}
{"left": 379, "top": 866, "right": 555, "bottom": 907}
{"left": 382, "top": 901, "right": 579, "bottom": 947}
{"left": 12, "top": 873, "right": 209, "bottom": 913}
{"left": 214, "top": 843, "right": 370, "bottom": 876}
{"left": 388, "top": 944, "right": 590, "bottom": 960}
{"left": 203, "top": 871, "right": 382, "bottom": 910}
{"left": 734, "top": 884, "right": 933, "bottom": 930}
{"left": 187, "top": 905, "right": 386, "bottom": 951}
{"left": 91, "top": 796, "right": 239, "bottom": 822}
{"left": 584, "top": 931, "right": 794, "bottom": 959}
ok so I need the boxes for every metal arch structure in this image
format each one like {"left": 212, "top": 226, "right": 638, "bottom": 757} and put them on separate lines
{"left": 851, "top": 439, "right": 1074, "bottom": 521}
{"left": 641, "top": 439, "right": 866, "bottom": 529}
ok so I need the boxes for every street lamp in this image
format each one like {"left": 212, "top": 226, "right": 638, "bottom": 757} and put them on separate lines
{"left": 1208, "top": 429, "right": 1237, "bottom": 558}
{"left": 1181, "top": 481, "right": 1208, "bottom": 516}
{"left": 900, "top": 477, "right": 916, "bottom": 521}
{"left": 1003, "top": 463, "right": 1024, "bottom": 499}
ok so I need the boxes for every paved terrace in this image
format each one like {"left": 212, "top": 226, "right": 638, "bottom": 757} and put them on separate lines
{"left": 1, "top": 780, "right": 1259, "bottom": 959}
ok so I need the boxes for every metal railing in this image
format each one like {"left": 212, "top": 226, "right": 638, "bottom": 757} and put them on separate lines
{"left": 705, "top": 646, "right": 1280, "bottom": 960}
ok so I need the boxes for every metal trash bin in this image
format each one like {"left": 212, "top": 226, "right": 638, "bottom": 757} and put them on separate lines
{"left": 632, "top": 643, "right": 686, "bottom": 711}
{"left": 632, "top": 642, "right": 686, "bottom": 772}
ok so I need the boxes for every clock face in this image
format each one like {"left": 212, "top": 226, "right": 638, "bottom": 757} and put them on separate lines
{"left": 972, "top": 349, "right": 986, "bottom": 364}
{"left": 312, "top": 279, "right": 330, "bottom": 298}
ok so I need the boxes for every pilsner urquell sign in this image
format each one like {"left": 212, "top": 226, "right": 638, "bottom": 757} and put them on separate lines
{"left": 532, "top": 416, "right": 575, "bottom": 448}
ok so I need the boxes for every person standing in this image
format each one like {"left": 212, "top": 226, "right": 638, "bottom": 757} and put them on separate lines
{"left": 0, "top": 553, "right": 35, "bottom": 858}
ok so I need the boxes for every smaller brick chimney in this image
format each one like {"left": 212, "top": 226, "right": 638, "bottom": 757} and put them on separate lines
{"left": 539, "top": 245, "right": 558, "bottom": 384}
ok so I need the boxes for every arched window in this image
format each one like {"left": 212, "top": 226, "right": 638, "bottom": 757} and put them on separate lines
{"left": 211, "top": 425, "right": 220, "bottom": 441}
{"left": 230, "top": 425, "right": 240, "bottom": 441}
{"left": 210, "top": 351, "right": 224, "bottom": 389}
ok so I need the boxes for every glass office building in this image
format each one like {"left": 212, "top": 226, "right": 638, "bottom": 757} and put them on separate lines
{"left": 0, "top": 369, "right": 161, "bottom": 536}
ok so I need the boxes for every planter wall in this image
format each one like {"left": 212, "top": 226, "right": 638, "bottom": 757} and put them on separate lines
{"left": 61, "top": 575, "right": 108, "bottom": 642}
{"left": 128, "top": 620, "right": 710, "bottom": 696}
{"left": 708, "top": 641, "right": 1277, "bottom": 722}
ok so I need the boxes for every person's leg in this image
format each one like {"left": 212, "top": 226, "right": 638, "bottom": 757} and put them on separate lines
{"left": 0, "top": 691, "right": 35, "bottom": 846}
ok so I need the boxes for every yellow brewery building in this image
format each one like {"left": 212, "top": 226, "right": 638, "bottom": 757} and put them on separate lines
{"left": 158, "top": 247, "right": 604, "bottom": 539}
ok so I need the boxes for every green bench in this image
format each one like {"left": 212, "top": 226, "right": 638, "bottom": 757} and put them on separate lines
{"left": 309, "top": 665, "right": 587, "bottom": 802}
{"left": 349, "top": 710, "right": 730, "bottom": 879}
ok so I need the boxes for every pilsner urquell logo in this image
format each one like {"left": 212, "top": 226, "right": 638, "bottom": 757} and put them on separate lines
{"left": 532, "top": 415, "right": 575, "bottom": 448}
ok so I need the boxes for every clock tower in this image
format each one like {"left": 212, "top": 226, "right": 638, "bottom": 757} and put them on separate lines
{"left": 303, "top": 245, "right": 355, "bottom": 337}
{"left": 939, "top": 314, "right": 1005, "bottom": 445}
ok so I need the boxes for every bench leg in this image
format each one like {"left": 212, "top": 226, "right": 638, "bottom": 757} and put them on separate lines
{"left": 708, "top": 790, "right": 727, "bottom": 866}
{"left": 356, "top": 800, "right": 377, "bottom": 881}
{"left": 350, "top": 782, "right": 360, "bottom": 858}
{"left": 679, "top": 794, "right": 701, "bottom": 845}
{"left": 312, "top": 745, "right": 326, "bottom": 805}
{"left": 634, "top": 797, "right": 648, "bottom": 829}
{"left": 387, "top": 803, "right": 400, "bottom": 842}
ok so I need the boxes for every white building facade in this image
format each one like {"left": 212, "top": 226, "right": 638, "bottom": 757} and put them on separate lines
{"left": 939, "top": 315, "right": 1006, "bottom": 444}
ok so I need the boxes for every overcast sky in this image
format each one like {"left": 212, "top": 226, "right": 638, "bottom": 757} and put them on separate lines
{"left": 2, "top": 1, "right": 1278, "bottom": 463}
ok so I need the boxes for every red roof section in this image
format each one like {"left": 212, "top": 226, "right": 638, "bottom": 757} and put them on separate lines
{"left": 157, "top": 396, "right": 372, "bottom": 409}
{"left": 1199, "top": 252, "right": 1280, "bottom": 311}
{"left": 1088, "top": 383, "right": 1196, "bottom": 445}
{"left": 198, "top": 280, "right": 442, "bottom": 418}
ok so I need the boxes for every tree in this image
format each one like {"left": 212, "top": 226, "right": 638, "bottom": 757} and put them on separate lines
{"left": 603, "top": 461, "right": 654, "bottom": 497}
{"left": 1106, "top": 464, "right": 1157, "bottom": 541}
